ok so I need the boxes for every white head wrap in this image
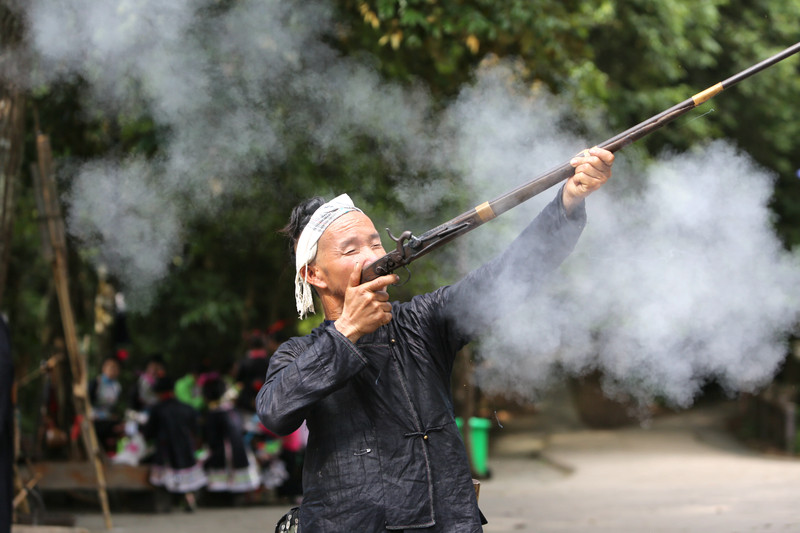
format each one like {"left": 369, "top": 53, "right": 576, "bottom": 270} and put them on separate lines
{"left": 294, "top": 194, "right": 363, "bottom": 319}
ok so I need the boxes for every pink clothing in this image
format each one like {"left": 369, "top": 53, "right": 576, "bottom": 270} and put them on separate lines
{"left": 281, "top": 422, "right": 308, "bottom": 453}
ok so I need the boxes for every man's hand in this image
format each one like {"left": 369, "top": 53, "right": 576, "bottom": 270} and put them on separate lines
{"left": 334, "top": 262, "right": 398, "bottom": 343}
{"left": 563, "top": 146, "right": 614, "bottom": 214}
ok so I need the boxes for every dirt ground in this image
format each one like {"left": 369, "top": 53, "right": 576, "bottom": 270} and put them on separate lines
{"left": 21, "top": 394, "right": 800, "bottom": 533}
{"left": 481, "top": 399, "right": 800, "bottom": 532}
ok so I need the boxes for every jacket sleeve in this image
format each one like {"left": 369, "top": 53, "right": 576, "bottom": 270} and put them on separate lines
{"left": 445, "top": 186, "right": 587, "bottom": 341}
{"left": 255, "top": 324, "right": 369, "bottom": 436}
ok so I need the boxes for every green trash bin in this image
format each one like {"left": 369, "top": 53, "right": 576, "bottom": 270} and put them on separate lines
{"left": 455, "top": 417, "right": 491, "bottom": 477}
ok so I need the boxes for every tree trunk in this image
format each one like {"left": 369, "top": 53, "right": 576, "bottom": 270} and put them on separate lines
{"left": 0, "top": 1, "right": 27, "bottom": 308}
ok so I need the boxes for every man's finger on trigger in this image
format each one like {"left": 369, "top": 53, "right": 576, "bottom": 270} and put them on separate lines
{"left": 366, "top": 274, "right": 396, "bottom": 292}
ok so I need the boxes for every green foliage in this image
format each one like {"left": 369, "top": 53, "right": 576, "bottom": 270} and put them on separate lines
{"left": 5, "top": 0, "right": 800, "bottom": 394}
{"left": 710, "top": 0, "right": 800, "bottom": 245}
{"left": 339, "top": 0, "right": 800, "bottom": 242}
{"left": 335, "top": 0, "right": 610, "bottom": 96}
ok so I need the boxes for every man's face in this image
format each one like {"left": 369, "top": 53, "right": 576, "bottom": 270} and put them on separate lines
{"left": 308, "top": 211, "right": 386, "bottom": 298}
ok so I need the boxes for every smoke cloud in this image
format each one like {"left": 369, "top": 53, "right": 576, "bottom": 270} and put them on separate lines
{"left": 22, "top": 0, "right": 436, "bottom": 307}
{"left": 442, "top": 68, "right": 800, "bottom": 406}
{"left": 12, "top": 1, "right": 800, "bottom": 403}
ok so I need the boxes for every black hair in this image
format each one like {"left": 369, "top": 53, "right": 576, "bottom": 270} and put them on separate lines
{"left": 280, "top": 196, "right": 325, "bottom": 263}
{"left": 202, "top": 377, "right": 227, "bottom": 403}
{"left": 247, "top": 332, "right": 266, "bottom": 349}
{"left": 153, "top": 375, "right": 175, "bottom": 394}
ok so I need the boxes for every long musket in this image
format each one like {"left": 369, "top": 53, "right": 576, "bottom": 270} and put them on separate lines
{"left": 361, "top": 41, "right": 800, "bottom": 283}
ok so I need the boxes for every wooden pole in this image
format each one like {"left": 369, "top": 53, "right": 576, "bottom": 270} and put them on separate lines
{"left": 33, "top": 134, "right": 113, "bottom": 530}
{"left": 12, "top": 472, "right": 43, "bottom": 509}
{"left": 16, "top": 354, "right": 64, "bottom": 388}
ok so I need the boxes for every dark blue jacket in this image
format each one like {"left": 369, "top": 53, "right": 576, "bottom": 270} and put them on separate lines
{"left": 257, "top": 191, "right": 585, "bottom": 532}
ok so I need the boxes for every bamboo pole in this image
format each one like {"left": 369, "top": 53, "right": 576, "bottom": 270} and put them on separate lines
{"left": 12, "top": 472, "right": 43, "bottom": 509}
{"left": 16, "top": 354, "right": 64, "bottom": 389}
{"left": 33, "top": 134, "right": 113, "bottom": 530}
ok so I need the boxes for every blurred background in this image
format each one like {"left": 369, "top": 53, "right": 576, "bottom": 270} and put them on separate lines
{"left": 1, "top": 0, "right": 800, "bottom": 530}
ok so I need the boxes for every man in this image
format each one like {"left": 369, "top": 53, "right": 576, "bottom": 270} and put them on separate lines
{"left": 257, "top": 148, "right": 614, "bottom": 531}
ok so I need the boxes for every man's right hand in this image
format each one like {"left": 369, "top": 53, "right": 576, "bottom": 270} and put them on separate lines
{"left": 334, "top": 262, "right": 398, "bottom": 343}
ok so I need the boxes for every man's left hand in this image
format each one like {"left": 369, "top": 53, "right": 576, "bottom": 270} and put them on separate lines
{"left": 563, "top": 146, "right": 614, "bottom": 214}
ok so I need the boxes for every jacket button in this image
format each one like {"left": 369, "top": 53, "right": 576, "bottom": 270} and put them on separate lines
{"left": 423, "top": 435, "right": 428, "bottom": 441}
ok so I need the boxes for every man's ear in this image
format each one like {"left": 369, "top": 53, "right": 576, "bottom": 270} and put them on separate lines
{"left": 301, "top": 264, "right": 327, "bottom": 290}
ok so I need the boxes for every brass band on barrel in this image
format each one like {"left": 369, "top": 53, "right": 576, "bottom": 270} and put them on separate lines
{"left": 691, "top": 82, "right": 723, "bottom": 105}
{"left": 475, "top": 201, "right": 496, "bottom": 222}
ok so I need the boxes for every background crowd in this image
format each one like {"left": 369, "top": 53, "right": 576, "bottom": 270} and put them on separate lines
{"left": 84, "top": 327, "right": 304, "bottom": 511}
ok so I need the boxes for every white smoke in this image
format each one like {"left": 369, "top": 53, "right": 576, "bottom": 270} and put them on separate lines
{"left": 445, "top": 66, "right": 800, "bottom": 407}
{"left": 23, "top": 0, "right": 436, "bottom": 307}
{"left": 65, "top": 157, "right": 182, "bottom": 307}
{"left": 14, "top": 1, "right": 800, "bottom": 403}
